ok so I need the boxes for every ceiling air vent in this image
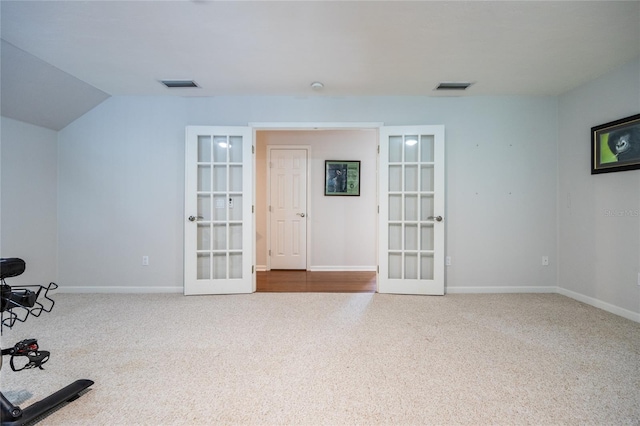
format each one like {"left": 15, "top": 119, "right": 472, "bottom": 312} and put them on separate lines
{"left": 161, "top": 80, "right": 199, "bottom": 88}
{"left": 435, "top": 82, "right": 473, "bottom": 91}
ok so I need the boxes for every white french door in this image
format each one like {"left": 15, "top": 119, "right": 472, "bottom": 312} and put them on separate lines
{"left": 378, "top": 125, "right": 445, "bottom": 295}
{"left": 268, "top": 147, "right": 308, "bottom": 270}
{"left": 184, "top": 126, "right": 254, "bottom": 295}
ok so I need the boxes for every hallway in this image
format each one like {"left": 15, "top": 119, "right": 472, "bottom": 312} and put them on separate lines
{"left": 256, "top": 271, "right": 376, "bottom": 293}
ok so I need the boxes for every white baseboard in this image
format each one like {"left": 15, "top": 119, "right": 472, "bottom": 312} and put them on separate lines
{"left": 557, "top": 287, "right": 640, "bottom": 323}
{"left": 56, "top": 286, "right": 183, "bottom": 294}
{"left": 447, "top": 285, "right": 639, "bottom": 323}
{"left": 446, "top": 286, "right": 558, "bottom": 294}
{"left": 308, "top": 266, "right": 377, "bottom": 272}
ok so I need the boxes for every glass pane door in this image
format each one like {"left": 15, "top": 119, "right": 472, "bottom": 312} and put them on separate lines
{"left": 379, "top": 126, "right": 445, "bottom": 295}
{"left": 185, "top": 127, "right": 253, "bottom": 295}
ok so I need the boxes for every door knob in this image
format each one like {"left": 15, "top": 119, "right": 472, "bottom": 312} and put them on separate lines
{"left": 428, "top": 215, "right": 443, "bottom": 222}
{"left": 188, "top": 215, "right": 204, "bottom": 222}
{"left": 296, "top": 213, "right": 306, "bottom": 217}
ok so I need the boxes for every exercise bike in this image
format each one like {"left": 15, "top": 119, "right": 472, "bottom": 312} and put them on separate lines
{"left": 1, "top": 258, "right": 93, "bottom": 425}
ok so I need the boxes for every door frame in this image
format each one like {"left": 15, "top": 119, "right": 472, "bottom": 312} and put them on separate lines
{"left": 266, "top": 145, "right": 311, "bottom": 271}
{"left": 251, "top": 122, "right": 383, "bottom": 280}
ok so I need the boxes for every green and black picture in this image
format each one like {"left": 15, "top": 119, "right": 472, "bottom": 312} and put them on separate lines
{"left": 324, "top": 160, "right": 360, "bottom": 196}
{"left": 592, "top": 113, "right": 640, "bottom": 174}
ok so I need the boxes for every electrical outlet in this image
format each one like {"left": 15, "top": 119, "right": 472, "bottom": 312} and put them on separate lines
{"left": 542, "top": 256, "right": 549, "bottom": 266}
{"left": 637, "top": 272, "right": 640, "bottom": 286}
{"left": 142, "top": 256, "right": 149, "bottom": 266}
{"left": 445, "top": 256, "right": 452, "bottom": 266}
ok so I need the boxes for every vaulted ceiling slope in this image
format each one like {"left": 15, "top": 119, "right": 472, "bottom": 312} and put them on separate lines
{"left": 1, "top": 40, "right": 110, "bottom": 131}
{"left": 1, "top": 1, "right": 639, "bottom": 131}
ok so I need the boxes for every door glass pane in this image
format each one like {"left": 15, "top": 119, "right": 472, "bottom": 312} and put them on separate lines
{"left": 420, "top": 224, "right": 434, "bottom": 251}
{"left": 198, "top": 166, "right": 211, "bottom": 192}
{"left": 213, "top": 253, "right": 226, "bottom": 279}
{"left": 229, "top": 253, "right": 242, "bottom": 279}
{"left": 405, "top": 224, "right": 418, "bottom": 250}
{"left": 389, "top": 253, "right": 402, "bottom": 279}
{"left": 229, "top": 165, "right": 243, "bottom": 192}
{"left": 405, "top": 165, "right": 418, "bottom": 192}
{"left": 389, "top": 224, "right": 401, "bottom": 250}
{"left": 389, "top": 136, "right": 402, "bottom": 162}
{"left": 420, "top": 195, "right": 434, "bottom": 221}
{"left": 405, "top": 195, "right": 418, "bottom": 221}
{"left": 421, "top": 165, "right": 434, "bottom": 192}
{"left": 389, "top": 165, "right": 402, "bottom": 192}
{"left": 197, "top": 254, "right": 210, "bottom": 279}
{"left": 213, "top": 136, "right": 228, "bottom": 163}
{"left": 213, "top": 195, "right": 227, "bottom": 220}
{"left": 420, "top": 254, "right": 434, "bottom": 279}
{"left": 229, "top": 224, "right": 242, "bottom": 250}
{"left": 229, "top": 195, "right": 243, "bottom": 221}
{"left": 229, "top": 136, "right": 243, "bottom": 163}
{"left": 389, "top": 195, "right": 402, "bottom": 221}
{"left": 197, "top": 224, "right": 210, "bottom": 250}
{"left": 420, "top": 135, "right": 434, "bottom": 163}
{"left": 213, "top": 165, "right": 227, "bottom": 192}
{"left": 405, "top": 253, "right": 418, "bottom": 279}
{"left": 404, "top": 135, "right": 418, "bottom": 162}
{"left": 198, "top": 136, "right": 212, "bottom": 162}
{"left": 197, "top": 195, "right": 211, "bottom": 221}
{"left": 212, "top": 224, "right": 226, "bottom": 250}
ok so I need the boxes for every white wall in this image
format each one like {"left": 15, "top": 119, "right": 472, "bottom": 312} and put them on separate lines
{"left": 1, "top": 117, "right": 58, "bottom": 285}
{"left": 443, "top": 98, "right": 558, "bottom": 292}
{"left": 57, "top": 98, "right": 187, "bottom": 292}
{"left": 558, "top": 58, "right": 640, "bottom": 320}
{"left": 255, "top": 130, "right": 378, "bottom": 271}
{"left": 55, "top": 95, "right": 558, "bottom": 292}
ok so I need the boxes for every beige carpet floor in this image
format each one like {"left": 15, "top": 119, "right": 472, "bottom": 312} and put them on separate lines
{"left": 1, "top": 292, "right": 639, "bottom": 425}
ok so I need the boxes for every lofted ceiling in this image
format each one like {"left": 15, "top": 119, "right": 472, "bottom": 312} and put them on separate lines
{"left": 1, "top": 0, "right": 639, "bottom": 131}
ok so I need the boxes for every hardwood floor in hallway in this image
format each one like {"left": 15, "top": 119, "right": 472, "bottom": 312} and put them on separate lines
{"left": 257, "top": 270, "right": 377, "bottom": 293}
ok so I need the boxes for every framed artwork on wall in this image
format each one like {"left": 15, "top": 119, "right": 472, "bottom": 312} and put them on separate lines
{"left": 324, "top": 160, "right": 360, "bottom": 196}
{"left": 591, "top": 113, "right": 640, "bottom": 174}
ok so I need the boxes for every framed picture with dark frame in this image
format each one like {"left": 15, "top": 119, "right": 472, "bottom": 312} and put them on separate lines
{"left": 591, "top": 113, "right": 640, "bottom": 174}
{"left": 324, "top": 160, "right": 360, "bottom": 196}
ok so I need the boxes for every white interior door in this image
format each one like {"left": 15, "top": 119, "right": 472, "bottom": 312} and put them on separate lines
{"left": 268, "top": 147, "right": 308, "bottom": 270}
{"left": 184, "top": 126, "right": 254, "bottom": 295}
{"left": 378, "top": 126, "right": 445, "bottom": 295}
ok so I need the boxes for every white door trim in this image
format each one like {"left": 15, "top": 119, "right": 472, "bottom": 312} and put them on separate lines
{"left": 251, "top": 122, "right": 384, "bottom": 130}
{"left": 252, "top": 123, "right": 382, "bottom": 275}
{"left": 266, "top": 145, "right": 311, "bottom": 271}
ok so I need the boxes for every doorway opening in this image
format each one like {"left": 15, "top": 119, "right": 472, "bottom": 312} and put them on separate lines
{"left": 254, "top": 127, "right": 379, "bottom": 292}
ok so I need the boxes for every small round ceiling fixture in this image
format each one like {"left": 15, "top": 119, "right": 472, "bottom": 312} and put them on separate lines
{"left": 310, "top": 81, "right": 324, "bottom": 90}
